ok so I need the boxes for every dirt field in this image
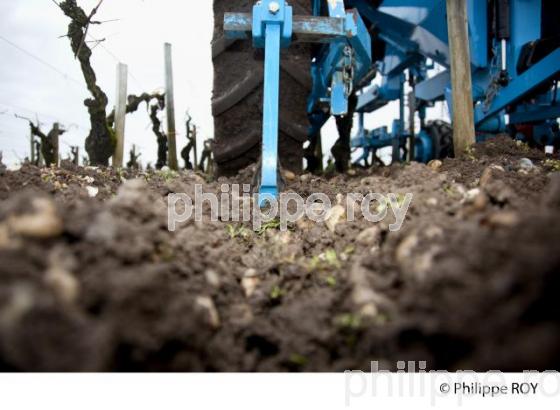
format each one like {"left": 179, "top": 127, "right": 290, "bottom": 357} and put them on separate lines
{"left": 0, "top": 137, "right": 559, "bottom": 372}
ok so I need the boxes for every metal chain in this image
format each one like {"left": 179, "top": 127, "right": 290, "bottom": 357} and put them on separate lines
{"left": 342, "top": 46, "right": 355, "bottom": 97}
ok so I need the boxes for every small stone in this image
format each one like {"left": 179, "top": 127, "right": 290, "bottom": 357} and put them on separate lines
{"left": 428, "top": 159, "right": 443, "bottom": 171}
{"left": 485, "top": 211, "right": 520, "bottom": 228}
{"left": 395, "top": 234, "right": 419, "bottom": 265}
{"left": 472, "top": 193, "right": 489, "bottom": 211}
{"left": 0, "top": 224, "right": 19, "bottom": 250}
{"left": 463, "top": 188, "right": 481, "bottom": 203}
{"left": 414, "top": 251, "right": 436, "bottom": 279}
{"left": 8, "top": 198, "right": 63, "bottom": 239}
{"left": 86, "top": 186, "right": 99, "bottom": 198}
{"left": 53, "top": 181, "right": 66, "bottom": 191}
{"left": 479, "top": 165, "right": 505, "bottom": 188}
{"left": 244, "top": 268, "right": 259, "bottom": 278}
{"left": 347, "top": 169, "right": 357, "bottom": 176}
{"left": 205, "top": 270, "right": 221, "bottom": 288}
{"left": 44, "top": 247, "right": 79, "bottom": 304}
{"left": 360, "top": 303, "right": 379, "bottom": 318}
{"left": 325, "top": 205, "right": 346, "bottom": 233}
{"left": 300, "top": 174, "right": 311, "bottom": 182}
{"left": 195, "top": 296, "right": 221, "bottom": 329}
{"left": 356, "top": 226, "right": 381, "bottom": 246}
{"left": 426, "top": 197, "right": 438, "bottom": 207}
{"left": 454, "top": 184, "right": 467, "bottom": 197}
{"left": 295, "top": 217, "right": 312, "bottom": 231}
{"left": 518, "top": 158, "right": 534, "bottom": 171}
{"left": 241, "top": 277, "right": 260, "bottom": 298}
{"left": 45, "top": 267, "right": 79, "bottom": 304}
{"left": 283, "top": 170, "right": 296, "bottom": 181}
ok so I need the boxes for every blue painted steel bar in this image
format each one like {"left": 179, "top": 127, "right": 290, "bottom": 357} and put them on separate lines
{"left": 345, "top": 10, "right": 372, "bottom": 81}
{"left": 475, "top": 48, "right": 560, "bottom": 126}
{"left": 357, "top": 74, "right": 402, "bottom": 113}
{"left": 245, "top": 0, "right": 293, "bottom": 206}
{"left": 260, "top": 23, "right": 282, "bottom": 206}
{"left": 415, "top": 70, "right": 450, "bottom": 102}
{"left": 509, "top": 106, "right": 560, "bottom": 125}
{"left": 224, "top": 13, "right": 346, "bottom": 43}
{"left": 224, "top": 13, "right": 254, "bottom": 40}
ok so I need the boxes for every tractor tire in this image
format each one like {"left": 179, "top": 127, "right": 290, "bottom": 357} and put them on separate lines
{"left": 212, "top": 0, "right": 312, "bottom": 176}
{"left": 426, "top": 120, "right": 455, "bottom": 160}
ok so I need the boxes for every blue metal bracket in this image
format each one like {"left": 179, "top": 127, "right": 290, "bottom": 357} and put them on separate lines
{"left": 308, "top": 7, "right": 372, "bottom": 116}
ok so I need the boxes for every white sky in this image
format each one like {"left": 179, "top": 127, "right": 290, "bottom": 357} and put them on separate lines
{"left": 0, "top": 0, "right": 447, "bottom": 168}
{"left": 0, "top": 0, "right": 214, "bottom": 167}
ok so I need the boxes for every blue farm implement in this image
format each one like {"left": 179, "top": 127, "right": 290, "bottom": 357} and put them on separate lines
{"left": 216, "top": 0, "right": 560, "bottom": 203}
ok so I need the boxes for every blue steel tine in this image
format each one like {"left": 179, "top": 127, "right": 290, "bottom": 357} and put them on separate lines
{"left": 259, "top": 22, "right": 282, "bottom": 207}
{"left": 251, "top": 0, "right": 293, "bottom": 207}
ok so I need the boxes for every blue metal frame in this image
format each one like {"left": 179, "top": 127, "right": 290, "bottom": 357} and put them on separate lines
{"left": 225, "top": 0, "right": 560, "bottom": 193}
{"left": 347, "top": 0, "right": 560, "bottom": 163}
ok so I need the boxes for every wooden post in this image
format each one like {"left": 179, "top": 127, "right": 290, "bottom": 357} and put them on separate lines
{"left": 164, "top": 43, "right": 179, "bottom": 170}
{"left": 446, "top": 0, "right": 476, "bottom": 156}
{"left": 52, "top": 122, "right": 60, "bottom": 167}
{"left": 113, "top": 63, "right": 128, "bottom": 168}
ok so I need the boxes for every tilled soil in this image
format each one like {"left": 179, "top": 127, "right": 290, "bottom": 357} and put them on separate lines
{"left": 0, "top": 137, "right": 559, "bottom": 372}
